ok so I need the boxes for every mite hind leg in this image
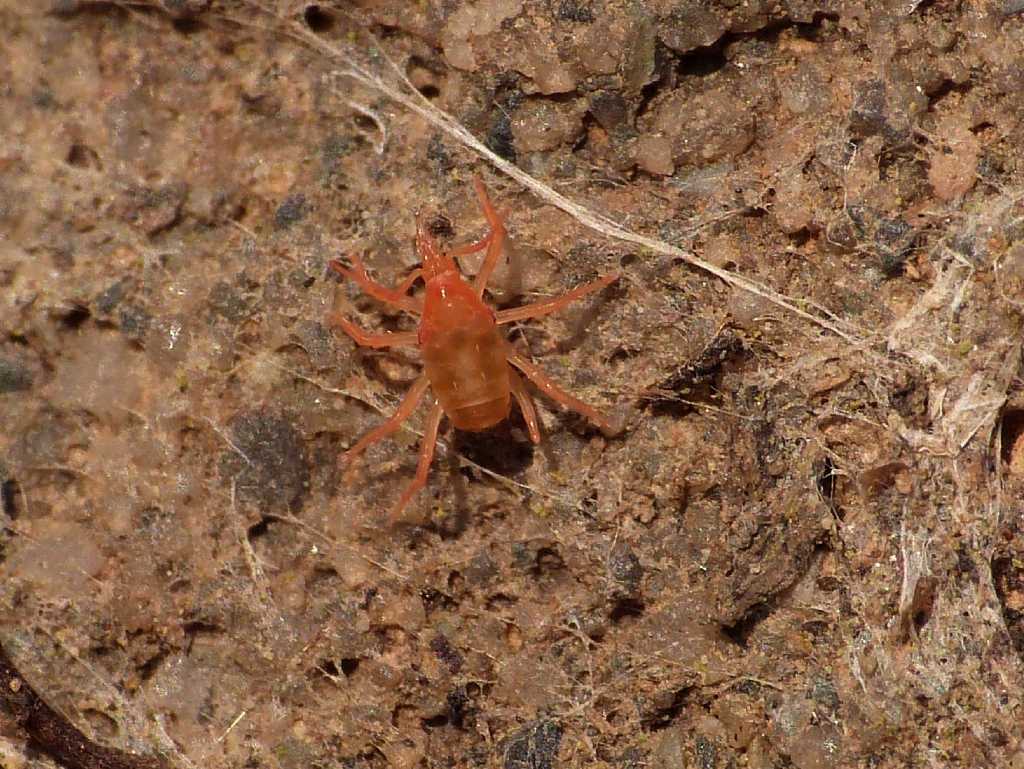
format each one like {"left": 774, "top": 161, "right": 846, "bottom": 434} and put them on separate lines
{"left": 389, "top": 402, "right": 445, "bottom": 525}
{"left": 506, "top": 349, "right": 618, "bottom": 436}
{"left": 343, "top": 376, "right": 430, "bottom": 466}
{"left": 509, "top": 368, "right": 541, "bottom": 444}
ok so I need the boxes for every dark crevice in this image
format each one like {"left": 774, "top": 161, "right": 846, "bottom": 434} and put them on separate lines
{"left": 759, "top": 13, "right": 836, "bottom": 42}
{"left": 675, "top": 42, "right": 727, "bottom": 78}
{"left": 447, "top": 686, "right": 470, "bottom": 728}
{"left": 647, "top": 332, "right": 746, "bottom": 418}
{"left": 608, "top": 598, "right": 645, "bottom": 624}
{"left": 911, "top": 581, "right": 937, "bottom": 632}
{"left": 303, "top": 4, "right": 334, "bottom": 32}
{"left": 643, "top": 686, "right": 691, "bottom": 731}
{"left": 634, "top": 48, "right": 671, "bottom": 121}
{"left": 137, "top": 647, "right": 170, "bottom": 682}
{"left": 182, "top": 620, "right": 220, "bottom": 636}
{"left": 60, "top": 305, "right": 91, "bottom": 330}
{"left": 2, "top": 479, "right": 19, "bottom": 519}
{"left": 430, "top": 635, "right": 464, "bottom": 674}
{"left": 486, "top": 592, "right": 518, "bottom": 610}
{"left": 48, "top": 1, "right": 130, "bottom": 20}
{"left": 246, "top": 516, "right": 271, "bottom": 540}
{"left": 426, "top": 213, "right": 454, "bottom": 239}
{"left": 66, "top": 143, "right": 101, "bottom": 169}
{"left": 722, "top": 601, "right": 774, "bottom": 648}
{"left": 815, "top": 455, "right": 842, "bottom": 520}
{"left": 170, "top": 16, "right": 204, "bottom": 34}
{"left": 992, "top": 555, "right": 1024, "bottom": 655}
{"left": 317, "top": 659, "right": 340, "bottom": 678}
{"left": 420, "top": 587, "right": 457, "bottom": 614}
{"left": 369, "top": 23, "right": 402, "bottom": 40}
{"left": 1000, "top": 408, "right": 1024, "bottom": 465}
{"left": 925, "top": 78, "right": 972, "bottom": 103}
{"left": 532, "top": 546, "right": 565, "bottom": 578}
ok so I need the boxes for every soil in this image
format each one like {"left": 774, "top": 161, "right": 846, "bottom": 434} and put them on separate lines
{"left": 2, "top": 1, "right": 1024, "bottom": 768}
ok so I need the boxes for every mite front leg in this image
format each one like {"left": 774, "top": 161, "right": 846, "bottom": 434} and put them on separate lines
{"left": 328, "top": 256, "right": 423, "bottom": 314}
{"left": 389, "top": 402, "right": 445, "bottom": 524}
{"left": 344, "top": 376, "right": 430, "bottom": 465}
{"left": 495, "top": 274, "right": 619, "bottom": 324}
{"left": 327, "top": 314, "right": 418, "bottom": 348}
{"left": 506, "top": 349, "right": 616, "bottom": 436}
{"left": 464, "top": 177, "right": 507, "bottom": 296}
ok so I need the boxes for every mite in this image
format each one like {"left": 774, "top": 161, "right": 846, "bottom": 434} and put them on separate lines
{"left": 328, "top": 178, "right": 619, "bottom": 523}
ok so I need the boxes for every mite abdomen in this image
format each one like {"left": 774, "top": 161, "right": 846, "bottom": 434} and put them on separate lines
{"left": 422, "top": 325, "right": 510, "bottom": 431}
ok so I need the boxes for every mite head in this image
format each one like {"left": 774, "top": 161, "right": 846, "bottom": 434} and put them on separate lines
{"left": 417, "top": 213, "right": 458, "bottom": 280}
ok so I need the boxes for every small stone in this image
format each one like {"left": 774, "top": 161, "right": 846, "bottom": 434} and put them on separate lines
{"left": 502, "top": 720, "right": 563, "bottom": 769}
{"left": 511, "top": 98, "right": 584, "bottom": 153}
{"left": 608, "top": 541, "right": 643, "bottom": 596}
{"left": 466, "top": 551, "right": 498, "bottom": 585}
{"left": 118, "top": 303, "right": 152, "bottom": 341}
{"left": 487, "top": 111, "right": 516, "bottom": 161}
{"left": 0, "top": 358, "right": 32, "bottom": 393}
{"left": 556, "top": 0, "right": 594, "bottom": 23}
{"left": 636, "top": 134, "right": 674, "bottom": 176}
{"left": 275, "top": 193, "right": 307, "bottom": 229}
{"left": 207, "top": 280, "right": 252, "bottom": 324}
{"left": 117, "top": 182, "right": 188, "bottom": 236}
{"left": 513, "top": 33, "right": 578, "bottom": 94}
{"left": 657, "top": 6, "right": 725, "bottom": 53}
{"left": 222, "top": 411, "right": 310, "bottom": 513}
{"left": 779, "top": 62, "right": 829, "bottom": 116}
{"left": 773, "top": 170, "right": 818, "bottom": 235}
{"left": 94, "top": 280, "right": 127, "bottom": 315}
{"left": 649, "top": 88, "right": 754, "bottom": 167}
{"left": 440, "top": 0, "right": 523, "bottom": 71}
{"left": 848, "top": 79, "right": 912, "bottom": 144}
{"left": 6, "top": 520, "right": 105, "bottom": 598}
{"left": 788, "top": 725, "right": 842, "bottom": 769}
{"left": 848, "top": 80, "right": 888, "bottom": 140}
{"left": 650, "top": 727, "right": 685, "bottom": 769}
{"left": 589, "top": 91, "right": 629, "bottom": 132}
{"left": 928, "top": 117, "right": 980, "bottom": 201}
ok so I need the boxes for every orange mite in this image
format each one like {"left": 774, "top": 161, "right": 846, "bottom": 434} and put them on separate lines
{"left": 328, "top": 178, "right": 619, "bottom": 523}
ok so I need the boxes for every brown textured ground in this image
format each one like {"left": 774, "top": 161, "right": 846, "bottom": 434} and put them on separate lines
{"left": 2, "top": 1, "right": 1024, "bottom": 767}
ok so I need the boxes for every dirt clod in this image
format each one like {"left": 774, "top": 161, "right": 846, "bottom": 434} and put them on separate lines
{"left": 502, "top": 719, "right": 563, "bottom": 769}
{"left": 222, "top": 411, "right": 310, "bottom": 512}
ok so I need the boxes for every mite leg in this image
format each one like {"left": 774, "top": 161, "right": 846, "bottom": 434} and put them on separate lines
{"left": 495, "top": 274, "right": 619, "bottom": 324}
{"left": 508, "top": 368, "right": 541, "bottom": 444}
{"left": 389, "top": 402, "right": 445, "bottom": 524}
{"left": 343, "top": 376, "right": 430, "bottom": 465}
{"left": 506, "top": 349, "right": 616, "bottom": 435}
{"left": 327, "top": 314, "right": 418, "bottom": 348}
{"left": 449, "top": 235, "right": 490, "bottom": 258}
{"left": 466, "top": 177, "right": 507, "bottom": 295}
{"left": 328, "top": 256, "right": 423, "bottom": 313}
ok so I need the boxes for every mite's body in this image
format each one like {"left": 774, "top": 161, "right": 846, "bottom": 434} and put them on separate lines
{"left": 419, "top": 272, "right": 510, "bottom": 431}
{"left": 328, "top": 178, "right": 619, "bottom": 523}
